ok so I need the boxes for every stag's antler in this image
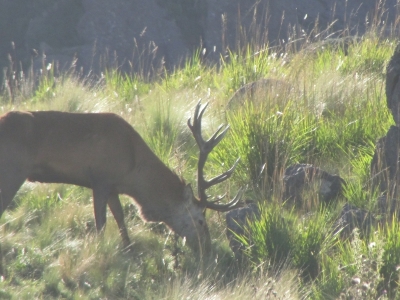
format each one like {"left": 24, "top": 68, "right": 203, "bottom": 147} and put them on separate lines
{"left": 188, "top": 101, "right": 244, "bottom": 212}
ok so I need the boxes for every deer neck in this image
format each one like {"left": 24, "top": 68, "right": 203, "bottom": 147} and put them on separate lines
{"left": 120, "top": 152, "right": 185, "bottom": 222}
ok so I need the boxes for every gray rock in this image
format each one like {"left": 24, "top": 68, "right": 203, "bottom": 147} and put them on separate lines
{"left": 1, "top": 0, "right": 399, "bottom": 79}
{"left": 75, "top": 0, "right": 190, "bottom": 75}
{"left": 283, "top": 164, "right": 345, "bottom": 207}
{"left": 226, "top": 202, "right": 260, "bottom": 258}
{"left": 370, "top": 44, "right": 400, "bottom": 211}
{"left": 377, "top": 194, "right": 399, "bottom": 218}
{"left": 334, "top": 203, "right": 374, "bottom": 238}
{"left": 13, "top": 0, "right": 191, "bottom": 78}
{"left": 371, "top": 126, "right": 400, "bottom": 198}
{"left": 204, "top": 0, "right": 398, "bottom": 61}
{"left": 386, "top": 44, "right": 400, "bottom": 126}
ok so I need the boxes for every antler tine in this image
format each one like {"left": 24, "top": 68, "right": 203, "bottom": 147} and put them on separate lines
{"left": 203, "top": 187, "right": 245, "bottom": 212}
{"left": 188, "top": 101, "right": 230, "bottom": 155}
{"left": 187, "top": 101, "right": 209, "bottom": 148}
{"left": 187, "top": 101, "right": 208, "bottom": 130}
{"left": 188, "top": 101, "right": 244, "bottom": 212}
{"left": 206, "top": 124, "right": 229, "bottom": 152}
{"left": 204, "top": 158, "right": 240, "bottom": 189}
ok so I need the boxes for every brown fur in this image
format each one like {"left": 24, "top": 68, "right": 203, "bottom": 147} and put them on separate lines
{"left": 0, "top": 111, "right": 210, "bottom": 252}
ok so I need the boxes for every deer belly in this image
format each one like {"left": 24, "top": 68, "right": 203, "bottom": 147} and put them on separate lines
{"left": 27, "top": 164, "right": 91, "bottom": 187}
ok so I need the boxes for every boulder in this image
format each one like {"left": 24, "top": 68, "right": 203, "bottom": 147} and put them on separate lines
{"left": 386, "top": 44, "right": 400, "bottom": 126}
{"left": 226, "top": 202, "right": 260, "bottom": 259}
{"left": 370, "top": 44, "right": 400, "bottom": 207}
{"left": 377, "top": 194, "right": 398, "bottom": 217}
{"left": 204, "top": 0, "right": 398, "bottom": 60}
{"left": 283, "top": 164, "right": 345, "bottom": 207}
{"left": 26, "top": 0, "right": 191, "bottom": 77}
{"left": 1, "top": 0, "right": 399, "bottom": 79}
{"left": 334, "top": 203, "right": 375, "bottom": 238}
{"left": 371, "top": 126, "right": 400, "bottom": 198}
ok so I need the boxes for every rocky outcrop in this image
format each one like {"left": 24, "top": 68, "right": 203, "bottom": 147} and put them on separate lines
{"left": 1, "top": 0, "right": 398, "bottom": 79}
{"left": 371, "top": 45, "right": 400, "bottom": 200}
{"left": 204, "top": 0, "right": 398, "bottom": 60}
{"left": 386, "top": 44, "right": 400, "bottom": 126}
{"left": 283, "top": 164, "right": 345, "bottom": 207}
{"left": 371, "top": 126, "right": 400, "bottom": 198}
{"left": 25, "top": 0, "right": 191, "bottom": 76}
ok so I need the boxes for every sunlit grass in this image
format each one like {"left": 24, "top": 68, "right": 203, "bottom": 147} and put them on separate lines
{"left": 0, "top": 29, "right": 399, "bottom": 299}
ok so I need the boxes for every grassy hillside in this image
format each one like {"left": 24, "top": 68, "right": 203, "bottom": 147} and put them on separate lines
{"left": 0, "top": 31, "right": 399, "bottom": 299}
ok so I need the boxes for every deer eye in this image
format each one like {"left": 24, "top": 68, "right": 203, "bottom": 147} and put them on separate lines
{"left": 198, "top": 220, "right": 204, "bottom": 226}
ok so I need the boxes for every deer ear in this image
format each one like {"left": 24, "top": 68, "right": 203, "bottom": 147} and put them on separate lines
{"left": 183, "top": 184, "right": 195, "bottom": 203}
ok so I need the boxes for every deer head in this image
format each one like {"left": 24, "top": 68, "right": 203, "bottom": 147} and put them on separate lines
{"left": 168, "top": 101, "right": 243, "bottom": 253}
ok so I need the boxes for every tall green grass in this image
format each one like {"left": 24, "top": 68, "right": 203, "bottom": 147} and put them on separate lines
{"left": 0, "top": 31, "right": 399, "bottom": 299}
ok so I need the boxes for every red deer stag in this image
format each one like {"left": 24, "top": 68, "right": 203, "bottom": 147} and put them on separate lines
{"left": 0, "top": 102, "right": 242, "bottom": 254}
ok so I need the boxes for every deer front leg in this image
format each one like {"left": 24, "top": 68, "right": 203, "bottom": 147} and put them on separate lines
{"left": 107, "top": 191, "right": 131, "bottom": 249}
{"left": 92, "top": 183, "right": 131, "bottom": 249}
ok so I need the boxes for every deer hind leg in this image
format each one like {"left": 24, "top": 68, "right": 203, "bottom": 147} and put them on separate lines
{"left": 91, "top": 184, "right": 110, "bottom": 234}
{"left": 0, "top": 167, "right": 26, "bottom": 217}
{"left": 0, "top": 168, "right": 26, "bottom": 277}
{"left": 107, "top": 191, "right": 131, "bottom": 249}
